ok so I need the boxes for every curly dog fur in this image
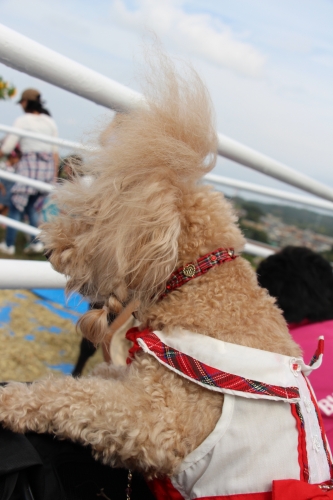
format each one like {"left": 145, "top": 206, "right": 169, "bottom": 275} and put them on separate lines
{"left": 0, "top": 50, "right": 301, "bottom": 480}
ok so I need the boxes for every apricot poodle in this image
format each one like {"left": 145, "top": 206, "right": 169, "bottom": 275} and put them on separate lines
{"left": 0, "top": 51, "right": 331, "bottom": 499}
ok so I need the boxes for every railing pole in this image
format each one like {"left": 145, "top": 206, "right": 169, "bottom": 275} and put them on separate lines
{"left": 0, "top": 214, "right": 40, "bottom": 236}
{"left": 0, "top": 169, "right": 54, "bottom": 192}
{"left": 0, "top": 259, "right": 66, "bottom": 288}
{"left": 0, "top": 23, "right": 143, "bottom": 113}
{"left": 0, "top": 23, "right": 333, "bottom": 202}
{"left": 0, "top": 124, "right": 93, "bottom": 152}
{"left": 0, "top": 242, "right": 274, "bottom": 290}
{"left": 217, "top": 134, "right": 333, "bottom": 203}
{"left": 205, "top": 174, "right": 333, "bottom": 212}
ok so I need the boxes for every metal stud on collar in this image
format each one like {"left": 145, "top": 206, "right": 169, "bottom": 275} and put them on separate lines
{"left": 182, "top": 263, "right": 196, "bottom": 278}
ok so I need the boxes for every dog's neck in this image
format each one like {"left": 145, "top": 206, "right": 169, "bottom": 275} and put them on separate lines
{"left": 142, "top": 256, "right": 301, "bottom": 358}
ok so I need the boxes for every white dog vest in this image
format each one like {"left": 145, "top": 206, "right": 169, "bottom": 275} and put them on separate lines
{"left": 126, "top": 327, "right": 333, "bottom": 500}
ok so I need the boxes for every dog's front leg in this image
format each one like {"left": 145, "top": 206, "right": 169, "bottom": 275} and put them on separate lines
{"left": 0, "top": 373, "right": 166, "bottom": 472}
{"left": 0, "top": 358, "right": 220, "bottom": 475}
{"left": 0, "top": 376, "right": 118, "bottom": 436}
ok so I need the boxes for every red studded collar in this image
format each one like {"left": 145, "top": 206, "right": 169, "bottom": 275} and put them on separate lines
{"left": 160, "top": 248, "right": 237, "bottom": 300}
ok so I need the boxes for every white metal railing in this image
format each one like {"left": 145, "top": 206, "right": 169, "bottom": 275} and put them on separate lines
{"left": 205, "top": 174, "right": 333, "bottom": 213}
{"left": 215, "top": 135, "right": 333, "bottom": 201}
{"left": 0, "top": 213, "right": 275, "bottom": 259}
{"left": 1, "top": 23, "right": 333, "bottom": 203}
{"left": 0, "top": 259, "right": 66, "bottom": 288}
{"left": 0, "top": 23, "right": 331, "bottom": 288}
{"left": 0, "top": 124, "right": 92, "bottom": 152}
{"left": 244, "top": 243, "right": 274, "bottom": 258}
{"left": 2, "top": 160, "right": 333, "bottom": 213}
{"left": 0, "top": 214, "right": 40, "bottom": 236}
{"left": 0, "top": 24, "right": 142, "bottom": 112}
{"left": 1, "top": 164, "right": 333, "bottom": 243}
{"left": 0, "top": 168, "right": 54, "bottom": 192}
{"left": 0, "top": 241, "right": 274, "bottom": 290}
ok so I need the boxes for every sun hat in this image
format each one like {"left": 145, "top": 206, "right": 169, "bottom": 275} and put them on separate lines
{"left": 17, "top": 88, "right": 41, "bottom": 103}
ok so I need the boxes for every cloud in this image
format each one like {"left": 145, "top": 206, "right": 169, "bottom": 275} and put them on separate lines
{"left": 0, "top": 0, "right": 265, "bottom": 77}
{"left": 1, "top": 0, "right": 333, "bottom": 192}
{"left": 109, "top": 0, "right": 266, "bottom": 77}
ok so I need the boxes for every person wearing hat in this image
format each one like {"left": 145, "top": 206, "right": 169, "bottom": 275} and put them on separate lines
{"left": 17, "top": 88, "right": 42, "bottom": 106}
{"left": 0, "top": 88, "right": 58, "bottom": 255}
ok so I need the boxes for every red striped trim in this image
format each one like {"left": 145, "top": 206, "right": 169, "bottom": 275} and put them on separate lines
{"left": 128, "top": 329, "right": 300, "bottom": 400}
{"left": 291, "top": 402, "right": 309, "bottom": 482}
{"left": 304, "top": 375, "right": 333, "bottom": 478}
{"left": 309, "top": 337, "right": 324, "bottom": 366}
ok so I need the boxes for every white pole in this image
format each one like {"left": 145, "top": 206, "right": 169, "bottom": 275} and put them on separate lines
{"left": 0, "top": 24, "right": 143, "bottom": 113}
{"left": 244, "top": 242, "right": 275, "bottom": 258}
{"left": 0, "top": 124, "right": 93, "bottom": 152}
{"left": 0, "top": 180, "right": 276, "bottom": 256}
{"left": 0, "top": 214, "right": 40, "bottom": 236}
{"left": 0, "top": 23, "right": 333, "bottom": 202}
{"left": 0, "top": 259, "right": 66, "bottom": 289}
{"left": 0, "top": 243, "right": 272, "bottom": 290}
{"left": 3, "top": 140, "right": 332, "bottom": 212}
{"left": 0, "top": 169, "right": 54, "bottom": 192}
{"left": 216, "top": 135, "right": 333, "bottom": 202}
{"left": 0, "top": 201, "right": 278, "bottom": 254}
{"left": 205, "top": 174, "right": 333, "bottom": 212}
{"left": 4, "top": 138, "right": 332, "bottom": 212}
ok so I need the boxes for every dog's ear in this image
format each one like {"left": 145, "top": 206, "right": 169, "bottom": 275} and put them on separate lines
{"left": 92, "top": 173, "right": 182, "bottom": 306}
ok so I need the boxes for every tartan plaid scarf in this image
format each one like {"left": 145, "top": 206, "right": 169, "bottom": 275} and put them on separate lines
{"left": 160, "top": 247, "right": 237, "bottom": 300}
{"left": 125, "top": 328, "right": 300, "bottom": 401}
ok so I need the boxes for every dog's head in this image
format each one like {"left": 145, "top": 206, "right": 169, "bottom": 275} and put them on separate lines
{"left": 41, "top": 53, "right": 244, "bottom": 342}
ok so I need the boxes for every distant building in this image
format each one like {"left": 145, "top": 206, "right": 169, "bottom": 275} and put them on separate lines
{"left": 259, "top": 214, "right": 333, "bottom": 253}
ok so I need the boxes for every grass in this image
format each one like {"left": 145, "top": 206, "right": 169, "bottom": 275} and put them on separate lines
{"left": 0, "top": 226, "right": 47, "bottom": 261}
{"left": 0, "top": 288, "right": 103, "bottom": 381}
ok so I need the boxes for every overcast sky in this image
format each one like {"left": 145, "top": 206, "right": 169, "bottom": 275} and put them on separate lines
{"left": 0, "top": 0, "right": 332, "bottom": 200}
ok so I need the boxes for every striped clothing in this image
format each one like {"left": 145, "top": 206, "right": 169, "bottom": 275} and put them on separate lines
{"left": 11, "top": 152, "right": 54, "bottom": 211}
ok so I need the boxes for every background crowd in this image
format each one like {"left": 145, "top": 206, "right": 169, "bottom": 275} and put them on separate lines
{"left": 0, "top": 87, "right": 62, "bottom": 256}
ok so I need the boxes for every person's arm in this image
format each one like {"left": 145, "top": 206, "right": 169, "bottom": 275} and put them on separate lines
{"left": 0, "top": 134, "right": 19, "bottom": 157}
{"left": 0, "top": 117, "right": 23, "bottom": 157}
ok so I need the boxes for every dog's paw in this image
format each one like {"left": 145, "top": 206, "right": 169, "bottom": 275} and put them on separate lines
{"left": 0, "top": 383, "right": 45, "bottom": 433}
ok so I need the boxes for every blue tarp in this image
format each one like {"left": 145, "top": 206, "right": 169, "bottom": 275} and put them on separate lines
{"left": 32, "top": 289, "right": 89, "bottom": 315}
{"left": 1, "top": 289, "right": 89, "bottom": 376}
